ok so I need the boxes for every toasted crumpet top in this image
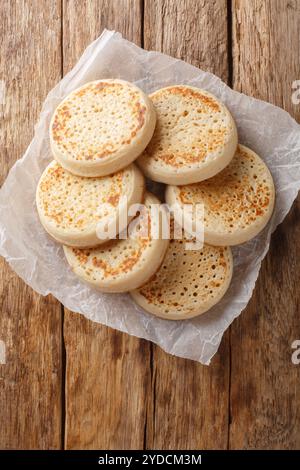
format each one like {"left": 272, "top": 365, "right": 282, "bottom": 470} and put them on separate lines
{"left": 63, "top": 192, "right": 169, "bottom": 293}
{"left": 166, "top": 144, "right": 275, "bottom": 246}
{"left": 137, "top": 85, "right": 237, "bottom": 184}
{"left": 49, "top": 79, "right": 156, "bottom": 176}
{"left": 36, "top": 160, "right": 144, "bottom": 246}
{"left": 130, "top": 234, "right": 233, "bottom": 320}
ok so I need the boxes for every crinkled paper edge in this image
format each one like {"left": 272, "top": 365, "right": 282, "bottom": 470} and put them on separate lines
{"left": 1, "top": 30, "right": 300, "bottom": 364}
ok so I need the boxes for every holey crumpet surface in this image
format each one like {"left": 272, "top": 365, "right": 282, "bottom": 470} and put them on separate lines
{"left": 36, "top": 161, "right": 144, "bottom": 247}
{"left": 50, "top": 79, "right": 156, "bottom": 177}
{"left": 130, "top": 233, "right": 233, "bottom": 320}
{"left": 166, "top": 145, "right": 275, "bottom": 246}
{"left": 137, "top": 85, "right": 238, "bottom": 185}
{"left": 63, "top": 192, "right": 169, "bottom": 293}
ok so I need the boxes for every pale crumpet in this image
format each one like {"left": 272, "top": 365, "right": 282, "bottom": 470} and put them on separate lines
{"left": 166, "top": 144, "right": 275, "bottom": 246}
{"left": 130, "top": 234, "right": 233, "bottom": 320}
{"left": 63, "top": 192, "right": 170, "bottom": 293}
{"left": 50, "top": 79, "right": 156, "bottom": 177}
{"left": 137, "top": 85, "right": 237, "bottom": 184}
{"left": 36, "top": 161, "right": 144, "bottom": 247}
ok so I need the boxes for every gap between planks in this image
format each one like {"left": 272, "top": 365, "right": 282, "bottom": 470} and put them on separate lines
{"left": 60, "top": 0, "right": 66, "bottom": 451}
{"left": 226, "top": 0, "right": 233, "bottom": 450}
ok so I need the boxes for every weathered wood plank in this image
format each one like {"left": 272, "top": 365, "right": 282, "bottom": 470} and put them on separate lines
{"left": 230, "top": 0, "right": 300, "bottom": 449}
{"left": 0, "top": 0, "right": 62, "bottom": 449}
{"left": 144, "top": 0, "right": 230, "bottom": 450}
{"left": 64, "top": 313, "right": 150, "bottom": 449}
{"left": 144, "top": 0, "right": 229, "bottom": 80}
{"left": 62, "top": 0, "right": 151, "bottom": 450}
{"left": 63, "top": 0, "right": 142, "bottom": 73}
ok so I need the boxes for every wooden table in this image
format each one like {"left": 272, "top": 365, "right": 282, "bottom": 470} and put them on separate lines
{"left": 1, "top": 0, "right": 300, "bottom": 450}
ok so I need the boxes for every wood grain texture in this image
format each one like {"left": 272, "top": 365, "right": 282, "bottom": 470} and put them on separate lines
{"left": 144, "top": 0, "right": 230, "bottom": 450}
{"left": 62, "top": 0, "right": 151, "bottom": 450}
{"left": 230, "top": 0, "right": 300, "bottom": 449}
{"left": 62, "top": 0, "right": 142, "bottom": 73}
{"left": 1, "top": 0, "right": 300, "bottom": 451}
{"left": 0, "top": 0, "right": 62, "bottom": 449}
{"left": 64, "top": 313, "right": 150, "bottom": 449}
{"left": 144, "top": 0, "right": 229, "bottom": 80}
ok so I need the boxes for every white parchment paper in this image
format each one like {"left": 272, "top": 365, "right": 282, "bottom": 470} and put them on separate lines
{"left": 1, "top": 30, "right": 300, "bottom": 364}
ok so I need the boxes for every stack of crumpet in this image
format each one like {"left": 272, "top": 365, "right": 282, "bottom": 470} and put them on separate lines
{"left": 36, "top": 80, "right": 275, "bottom": 320}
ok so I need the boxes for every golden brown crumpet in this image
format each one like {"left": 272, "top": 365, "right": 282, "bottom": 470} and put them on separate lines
{"left": 130, "top": 237, "right": 233, "bottom": 320}
{"left": 50, "top": 79, "right": 156, "bottom": 177}
{"left": 137, "top": 85, "right": 237, "bottom": 184}
{"left": 63, "top": 192, "right": 170, "bottom": 293}
{"left": 36, "top": 161, "right": 144, "bottom": 247}
{"left": 166, "top": 145, "right": 275, "bottom": 246}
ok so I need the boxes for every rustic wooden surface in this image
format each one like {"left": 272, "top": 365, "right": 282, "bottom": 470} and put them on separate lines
{"left": 62, "top": 0, "right": 151, "bottom": 450}
{"left": 0, "top": 0, "right": 62, "bottom": 449}
{"left": 230, "top": 0, "right": 300, "bottom": 449}
{"left": 0, "top": 0, "right": 300, "bottom": 450}
{"left": 143, "top": 0, "right": 230, "bottom": 450}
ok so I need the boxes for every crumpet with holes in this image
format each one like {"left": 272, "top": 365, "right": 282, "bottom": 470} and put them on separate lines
{"left": 36, "top": 160, "right": 144, "bottom": 247}
{"left": 166, "top": 144, "right": 275, "bottom": 246}
{"left": 63, "top": 192, "right": 169, "bottom": 293}
{"left": 50, "top": 79, "right": 156, "bottom": 177}
{"left": 137, "top": 85, "right": 238, "bottom": 184}
{"left": 130, "top": 233, "right": 233, "bottom": 320}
